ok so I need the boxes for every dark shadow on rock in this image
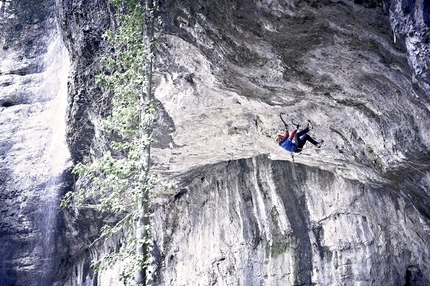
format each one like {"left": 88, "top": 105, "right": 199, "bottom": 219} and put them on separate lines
{"left": 272, "top": 160, "right": 313, "bottom": 285}
{"left": 153, "top": 98, "right": 180, "bottom": 149}
{"left": 405, "top": 265, "right": 430, "bottom": 286}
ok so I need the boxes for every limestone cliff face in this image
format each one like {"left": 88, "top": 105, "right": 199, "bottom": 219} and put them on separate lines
{"left": 1, "top": 0, "right": 430, "bottom": 285}
{"left": 154, "top": 155, "right": 430, "bottom": 285}
{"left": 0, "top": 1, "right": 71, "bottom": 285}
{"left": 387, "top": 0, "right": 430, "bottom": 95}
{"left": 149, "top": 1, "right": 430, "bottom": 283}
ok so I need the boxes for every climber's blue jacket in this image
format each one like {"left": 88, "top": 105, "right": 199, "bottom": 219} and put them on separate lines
{"left": 280, "top": 139, "right": 295, "bottom": 152}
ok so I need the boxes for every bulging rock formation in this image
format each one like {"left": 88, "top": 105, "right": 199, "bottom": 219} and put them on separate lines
{"left": 1, "top": 0, "right": 429, "bottom": 285}
{"left": 149, "top": 1, "right": 430, "bottom": 284}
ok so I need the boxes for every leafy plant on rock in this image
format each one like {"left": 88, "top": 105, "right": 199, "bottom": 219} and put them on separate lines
{"left": 61, "top": 0, "right": 160, "bottom": 285}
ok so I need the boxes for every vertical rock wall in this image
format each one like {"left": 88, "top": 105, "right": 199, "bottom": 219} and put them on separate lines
{"left": 7, "top": 0, "right": 427, "bottom": 285}
{"left": 55, "top": 0, "right": 122, "bottom": 285}
{"left": 386, "top": 0, "right": 430, "bottom": 95}
{"left": 0, "top": 1, "right": 72, "bottom": 285}
{"left": 153, "top": 155, "right": 430, "bottom": 285}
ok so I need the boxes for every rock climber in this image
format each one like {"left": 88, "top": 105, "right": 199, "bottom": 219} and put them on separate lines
{"left": 275, "top": 118, "right": 323, "bottom": 153}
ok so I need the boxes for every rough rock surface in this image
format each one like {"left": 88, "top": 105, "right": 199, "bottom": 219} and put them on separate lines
{"left": 0, "top": 1, "right": 72, "bottom": 285}
{"left": 151, "top": 0, "right": 430, "bottom": 284}
{"left": 154, "top": 155, "right": 430, "bottom": 285}
{"left": 1, "top": 0, "right": 430, "bottom": 285}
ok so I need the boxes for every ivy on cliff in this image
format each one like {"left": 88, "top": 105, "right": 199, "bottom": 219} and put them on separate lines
{"left": 61, "top": 1, "right": 161, "bottom": 285}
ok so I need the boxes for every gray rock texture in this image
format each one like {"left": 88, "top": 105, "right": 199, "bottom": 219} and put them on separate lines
{"left": 151, "top": 0, "right": 430, "bottom": 285}
{"left": 149, "top": 1, "right": 429, "bottom": 285}
{"left": 0, "top": 1, "right": 72, "bottom": 285}
{"left": 154, "top": 155, "right": 430, "bottom": 285}
{"left": 0, "top": 0, "right": 430, "bottom": 285}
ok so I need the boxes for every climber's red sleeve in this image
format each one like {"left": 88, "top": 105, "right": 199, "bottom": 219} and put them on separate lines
{"left": 289, "top": 129, "right": 297, "bottom": 140}
{"left": 284, "top": 130, "right": 289, "bottom": 139}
